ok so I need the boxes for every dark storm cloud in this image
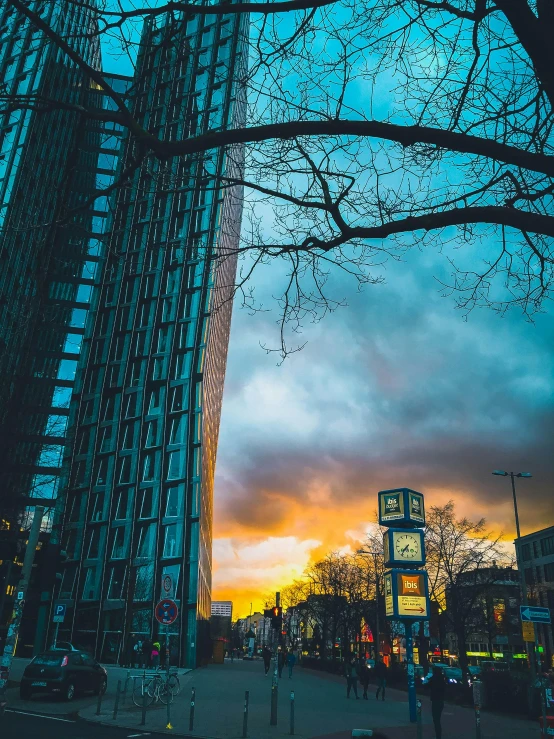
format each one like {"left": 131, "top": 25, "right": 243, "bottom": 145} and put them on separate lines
{"left": 214, "top": 248, "right": 554, "bottom": 547}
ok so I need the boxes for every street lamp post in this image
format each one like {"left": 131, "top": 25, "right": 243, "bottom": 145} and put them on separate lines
{"left": 356, "top": 549, "right": 381, "bottom": 661}
{"left": 491, "top": 470, "right": 537, "bottom": 680}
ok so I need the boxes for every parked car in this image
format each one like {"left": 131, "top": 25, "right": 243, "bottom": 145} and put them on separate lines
{"left": 20, "top": 650, "right": 107, "bottom": 701}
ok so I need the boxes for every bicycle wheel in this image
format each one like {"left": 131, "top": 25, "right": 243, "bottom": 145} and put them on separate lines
{"left": 132, "top": 682, "right": 155, "bottom": 708}
{"left": 158, "top": 682, "right": 174, "bottom": 705}
{"left": 146, "top": 677, "right": 158, "bottom": 698}
{"left": 166, "top": 674, "right": 180, "bottom": 695}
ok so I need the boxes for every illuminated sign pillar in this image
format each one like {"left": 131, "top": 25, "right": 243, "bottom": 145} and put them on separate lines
{"left": 379, "top": 488, "right": 430, "bottom": 724}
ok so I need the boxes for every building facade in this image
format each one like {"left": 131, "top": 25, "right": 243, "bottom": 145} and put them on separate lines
{"left": 515, "top": 526, "right": 554, "bottom": 668}
{"left": 446, "top": 566, "right": 526, "bottom": 666}
{"left": 211, "top": 601, "right": 233, "bottom": 618}
{"left": 0, "top": 1, "right": 131, "bottom": 648}
{"left": 54, "top": 5, "right": 247, "bottom": 667}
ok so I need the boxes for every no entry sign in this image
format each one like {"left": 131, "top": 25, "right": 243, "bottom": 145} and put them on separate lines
{"left": 155, "top": 598, "right": 179, "bottom": 625}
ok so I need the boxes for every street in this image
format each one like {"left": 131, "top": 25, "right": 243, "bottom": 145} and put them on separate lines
{"left": 2, "top": 709, "right": 169, "bottom": 739}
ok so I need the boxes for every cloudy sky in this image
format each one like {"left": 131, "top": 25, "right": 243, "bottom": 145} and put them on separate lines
{"left": 212, "top": 246, "right": 554, "bottom": 618}
{"left": 97, "top": 4, "right": 554, "bottom": 620}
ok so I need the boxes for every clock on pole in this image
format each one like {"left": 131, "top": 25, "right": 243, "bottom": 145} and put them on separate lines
{"left": 383, "top": 528, "right": 426, "bottom": 567}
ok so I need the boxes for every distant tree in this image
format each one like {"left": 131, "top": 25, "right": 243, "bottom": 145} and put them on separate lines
{"left": 425, "top": 501, "right": 507, "bottom": 679}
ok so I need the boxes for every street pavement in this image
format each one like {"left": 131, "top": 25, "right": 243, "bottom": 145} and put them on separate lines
{"left": 2, "top": 708, "right": 169, "bottom": 739}
{"left": 78, "top": 657, "right": 541, "bottom": 739}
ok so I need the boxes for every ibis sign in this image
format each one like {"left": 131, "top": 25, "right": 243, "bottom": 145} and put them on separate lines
{"left": 384, "top": 569, "right": 430, "bottom": 620}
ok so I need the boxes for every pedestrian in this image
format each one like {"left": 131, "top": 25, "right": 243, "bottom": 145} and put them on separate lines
{"left": 263, "top": 645, "right": 272, "bottom": 675}
{"left": 142, "top": 637, "right": 152, "bottom": 669}
{"left": 358, "top": 658, "right": 371, "bottom": 700}
{"left": 151, "top": 640, "right": 161, "bottom": 668}
{"left": 428, "top": 666, "right": 446, "bottom": 739}
{"left": 345, "top": 656, "right": 360, "bottom": 699}
{"left": 374, "top": 657, "right": 388, "bottom": 701}
{"left": 133, "top": 637, "right": 143, "bottom": 669}
{"left": 287, "top": 650, "right": 296, "bottom": 679}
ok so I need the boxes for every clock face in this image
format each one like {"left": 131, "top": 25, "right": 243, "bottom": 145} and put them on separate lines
{"left": 394, "top": 533, "right": 420, "bottom": 559}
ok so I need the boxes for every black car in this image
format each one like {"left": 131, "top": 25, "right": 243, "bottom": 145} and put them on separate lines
{"left": 20, "top": 650, "right": 107, "bottom": 701}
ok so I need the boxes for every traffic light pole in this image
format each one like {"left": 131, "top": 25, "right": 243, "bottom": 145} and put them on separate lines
{"left": 0, "top": 506, "right": 44, "bottom": 703}
{"left": 270, "top": 592, "right": 280, "bottom": 726}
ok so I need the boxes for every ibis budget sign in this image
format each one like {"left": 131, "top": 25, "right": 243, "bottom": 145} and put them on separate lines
{"left": 384, "top": 569, "right": 430, "bottom": 620}
{"left": 378, "top": 488, "right": 425, "bottom": 527}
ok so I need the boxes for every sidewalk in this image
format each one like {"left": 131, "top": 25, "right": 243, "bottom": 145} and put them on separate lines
{"left": 80, "top": 658, "right": 540, "bottom": 739}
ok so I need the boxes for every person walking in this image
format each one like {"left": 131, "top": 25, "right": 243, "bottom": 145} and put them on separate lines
{"left": 262, "top": 645, "right": 272, "bottom": 675}
{"left": 287, "top": 650, "right": 296, "bottom": 679}
{"left": 374, "top": 657, "right": 388, "bottom": 701}
{"left": 345, "top": 657, "right": 360, "bottom": 699}
{"left": 133, "top": 637, "right": 143, "bottom": 669}
{"left": 277, "top": 648, "right": 285, "bottom": 678}
{"left": 428, "top": 666, "right": 446, "bottom": 739}
{"left": 358, "top": 658, "right": 371, "bottom": 699}
{"left": 151, "top": 640, "right": 161, "bottom": 668}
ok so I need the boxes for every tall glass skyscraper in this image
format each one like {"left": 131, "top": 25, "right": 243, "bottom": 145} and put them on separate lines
{"left": 0, "top": 1, "right": 132, "bottom": 647}
{"left": 55, "top": 5, "right": 247, "bottom": 666}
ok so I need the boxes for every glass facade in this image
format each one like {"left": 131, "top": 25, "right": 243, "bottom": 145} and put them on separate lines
{"left": 0, "top": 2, "right": 129, "bottom": 533}
{"left": 0, "top": 1, "right": 134, "bottom": 650}
{"left": 56, "top": 5, "right": 247, "bottom": 667}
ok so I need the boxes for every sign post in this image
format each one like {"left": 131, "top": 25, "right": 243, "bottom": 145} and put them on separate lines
{"left": 379, "top": 488, "right": 429, "bottom": 725}
{"left": 155, "top": 598, "right": 178, "bottom": 673}
{"left": 52, "top": 603, "right": 66, "bottom": 648}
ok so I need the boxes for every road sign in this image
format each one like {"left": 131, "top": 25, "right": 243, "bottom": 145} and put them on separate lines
{"left": 522, "top": 621, "right": 535, "bottom": 642}
{"left": 520, "top": 606, "right": 551, "bottom": 624}
{"left": 162, "top": 575, "right": 173, "bottom": 594}
{"left": 52, "top": 603, "right": 66, "bottom": 624}
{"left": 155, "top": 598, "right": 179, "bottom": 625}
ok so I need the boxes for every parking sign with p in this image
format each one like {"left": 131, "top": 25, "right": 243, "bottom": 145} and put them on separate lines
{"left": 53, "top": 603, "right": 66, "bottom": 623}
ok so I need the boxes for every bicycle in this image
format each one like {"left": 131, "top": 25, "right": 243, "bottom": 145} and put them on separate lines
{"left": 132, "top": 673, "right": 174, "bottom": 707}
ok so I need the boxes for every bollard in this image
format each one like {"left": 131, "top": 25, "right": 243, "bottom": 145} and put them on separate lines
{"left": 270, "top": 682, "right": 278, "bottom": 726}
{"left": 290, "top": 690, "right": 295, "bottom": 736}
{"left": 416, "top": 698, "right": 422, "bottom": 739}
{"left": 96, "top": 685, "right": 103, "bottom": 716}
{"left": 189, "top": 687, "right": 196, "bottom": 732}
{"left": 140, "top": 685, "right": 147, "bottom": 726}
{"left": 113, "top": 680, "right": 122, "bottom": 720}
{"left": 166, "top": 690, "right": 172, "bottom": 730}
{"left": 473, "top": 679, "right": 482, "bottom": 739}
{"left": 242, "top": 690, "right": 249, "bottom": 738}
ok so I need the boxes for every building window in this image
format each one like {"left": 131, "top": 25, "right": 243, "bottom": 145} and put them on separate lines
{"left": 121, "top": 423, "right": 135, "bottom": 450}
{"left": 99, "top": 426, "right": 113, "bottom": 453}
{"left": 148, "top": 388, "right": 164, "bottom": 414}
{"left": 138, "top": 488, "right": 154, "bottom": 518}
{"left": 162, "top": 523, "right": 183, "bottom": 558}
{"left": 521, "top": 543, "right": 531, "bottom": 561}
{"left": 107, "top": 564, "right": 126, "bottom": 600}
{"left": 118, "top": 455, "right": 132, "bottom": 483}
{"left": 135, "top": 523, "right": 156, "bottom": 559}
{"left": 544, "top": 562, "right": 554, "bottom": 582}
{"left": 142, "top": 453, "right": 156, "bottom": 481}
{"left": 524, "top": 568, "right": 534, "bottom": 585}
{"left": 111, "top": 526, "right": 127, "bottom": 559}
{"left": 86, "top": 528, "right": 101, "bottom": 559}
{"left": 533, "top": 541, "right": 541, "bottom": 559}
{"left": 114, "top": 488, "right": 132, "bottom": 520}
{"left": 164, "top": 485, "right": 184, "bottom": 518}
{"left": 134, "top": 562, "right": 154, "bottom": 601}
{"left": 90, "top": 492, "right": 105, "bottom": 522}
{"left": 94, "top": 458, "right": 108, "bottom": 486}
{"left": 167, "top": 449, "right": 185, "bottom": 480}
{"left": 170, "top": 385, "right": 184, "bottom": 412}
{"left": 168, "top": 415, "right": 186, "bottom": 445}
{"left": 145, "top": 420, "right": 158, "bottom": 447}
{"left": 59, "top": 566, "right": 77, "bottom": 599}
{"left": 81, "top": 566, "right": 100, "bottom": 600}
{"left": 541, "top": 536, "right": 554, "bottom": 557}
